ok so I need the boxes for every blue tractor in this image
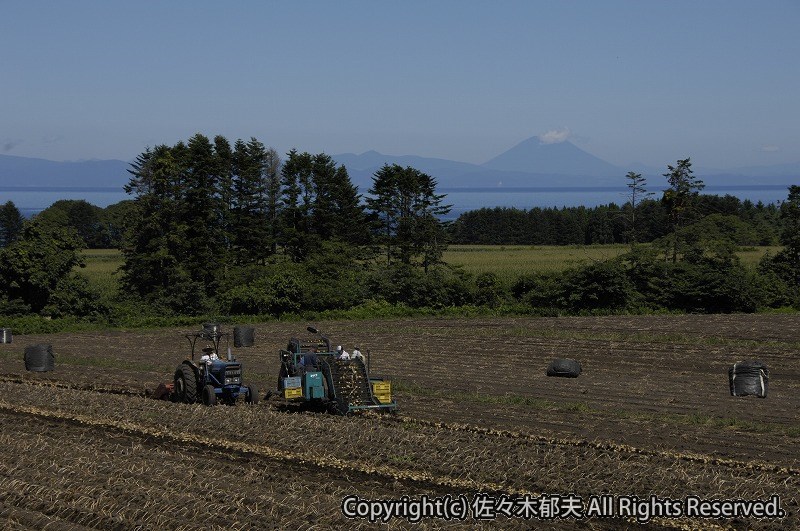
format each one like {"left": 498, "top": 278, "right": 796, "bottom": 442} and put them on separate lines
{"left": 173, "top": 324, "right": 259, "bottom": 406}
{"left": 269, "top": 326, "right": 397, "bottom": 414}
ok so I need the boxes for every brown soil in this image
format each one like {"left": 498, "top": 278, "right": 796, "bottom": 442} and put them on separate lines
{"left": 0, "top": 314, "right": 797, "bottom": 529}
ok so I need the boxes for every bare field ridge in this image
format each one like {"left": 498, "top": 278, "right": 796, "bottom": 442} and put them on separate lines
{"left": 0, "top": 314, "right": 798, "bottom": 529}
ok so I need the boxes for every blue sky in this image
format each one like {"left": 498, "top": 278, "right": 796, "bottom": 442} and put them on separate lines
{"left": 2, "top": 1, "right": 798, "bottom": 169}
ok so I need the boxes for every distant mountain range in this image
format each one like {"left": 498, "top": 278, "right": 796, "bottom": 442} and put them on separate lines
{"left": 1, "top": 136, "right": 798, "bottom": 192}
{"left": 334, "top": 137, "right": 627, "bottom": 188}
{"left": 0, "top": 154, "right": 130, "bottom": 189}
{"left": 334, "top": 137, "right": 799, "bottom": 189}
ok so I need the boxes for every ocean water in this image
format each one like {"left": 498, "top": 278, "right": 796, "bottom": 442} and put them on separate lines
{"left": 1, "top": 185, "right": 792, "bottom": 219}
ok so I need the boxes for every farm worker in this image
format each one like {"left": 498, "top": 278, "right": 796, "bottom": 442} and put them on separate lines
{"left": 352, "top": 347, "right": 363, "bottom": 360}
{"left": 200, "top": 346, "right": 216, "bottom": 363}
{"left": 296, "top": 351, "right": 306, "bottom": 374}
{"left": 301, "top": 348, "right": 318, "bottom": 370}
{"left": 337, "top": 345, "right": 350, "bottom": 360}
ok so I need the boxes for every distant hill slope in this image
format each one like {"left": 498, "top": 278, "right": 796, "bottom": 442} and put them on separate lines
{"left": 333, "top": 138, "right": 625, "bottom": 188}
{"left": 333, "top": 150, "right": 485, "bottom": 176}
{"left": 482, "top": 137, "right": 622, "bottom": 177}
{"left": 335, "top": 143, "right": 799, "bottom": 189}
{"left": 2, "top": 139, "right": 798, "bottom": 192}
{"left": 0, "top": 154, "right": 130, "bottom": 188}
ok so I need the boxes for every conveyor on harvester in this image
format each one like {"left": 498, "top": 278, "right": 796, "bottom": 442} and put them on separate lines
{"left": 320, "top": 357, "right": 375, "bottom": 410}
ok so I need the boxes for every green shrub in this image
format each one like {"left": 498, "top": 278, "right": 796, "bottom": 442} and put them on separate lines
{"left": 367, "top": 264, "right": 473, "bottom": 308}
{"left": 655, "top": 254, "right": 761, "bottom": 313}
{"left": 222, "top": 272, "right": 304, "bottom": 316}
{"left": 516, "top": 272, "right": 565, "bottom": 310}
{"left": 474, "top": 272, "right": 503, "bottom": 308}
{"left": 43, "top": 274, "right": 110, "bottom": 319}
{"left": 562, "top": 261, "right": 633, "bottom": 312}
{"left": 758, "top": 251, "right": 800, "bottom": 309}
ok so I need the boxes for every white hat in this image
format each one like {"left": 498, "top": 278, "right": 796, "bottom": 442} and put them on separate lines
{"left": 337, "top": 345, "right": 342, "bottom": 350}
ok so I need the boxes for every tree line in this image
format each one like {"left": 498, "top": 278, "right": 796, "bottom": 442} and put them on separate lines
{"left": 450, "top": 196, "right": 781, "bottom": 245}
{"left": 117, "top": 134, "right": 450, "bottom": 311}
{"left": 0, "top": 156, "right": 782, "bottom": 253}
{"left": 452, "top": 163, "right": 780, "bottom": 249}
{"left": 0, "top": 142, "right": 799, "bottom": 323}
{"left": 0, "top": 134, "right": 453, "bottom": 319}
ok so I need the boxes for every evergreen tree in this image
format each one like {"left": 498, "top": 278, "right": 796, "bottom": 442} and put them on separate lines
{"left": 662, "top": 158, "right": 705, "bottom": 261}
{"left": 231, "top": 138, "right": 270, "bottom": 264}
{"left": 366, "top": 164, "right": 450, "bottom": 272}
{"left": 122, "top": 134, "right": 282, "bottom": 312}
{"left": 182, "top": 133, "right": 223, "bottom": 291}
{"left": 0, "top": 201, "right": 25, "bottom": 247}
{"left": 121, "top": 144, "right": 188, "bottom": 300}
{"left": 280, "top": 150, "right": 368, "bottom": 261}
{"left": 366, "top": 164, "right": 400, "bottom": 263}
{"left": 263, "top": 146, "right": 282, "bottom": 255}
{"left": 625, "top": 171, "right": 652, "bottom": 244}
{"left": 311, "top": 154, "right": 369, "bottom": 244}
{"left": 213, "top": 135, "right": 234, "bottom": 257}
{"left": 280, "top": 149, "right": 315, "bottom": 261}
{"left": 779, "top": 185, "right": 800, "bottom": 287}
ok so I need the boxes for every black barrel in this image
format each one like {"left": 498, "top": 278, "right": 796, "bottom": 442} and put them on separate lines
{"left": 233, "top": 326, "right": 255, "bottom": 348}
{"left": 24, "top": 344, "right": 55, "bottom": 372}
{"left": 202, "top": 322, "right": 221, "bottom": 339}
{"left": 546, "top": 358, "right": 582, "bottom": 378}
{"left": 0, "top": 328, "right": 11, "bottom": 344}
{"left": 729, "top": 360, "right": 769, "bottom": 398}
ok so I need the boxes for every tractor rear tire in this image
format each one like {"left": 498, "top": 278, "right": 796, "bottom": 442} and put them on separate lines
{"left": 202, "top": 384, "right": 217, "bottom": 406}
{"left": 246, "top": 385, "right": 259, "bottom": 405}
{"left": 174, "top": 364, "right": 199, "bottom": 404}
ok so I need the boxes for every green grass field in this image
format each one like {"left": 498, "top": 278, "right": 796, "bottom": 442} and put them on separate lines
{"left": 78, "top": 249, "right": 125, "bottom": 298}
{"left": 443, "top": 244, "right": 781, "bottom": 282}
{"left": 80, "top": 245, "right": 783, "bottom": 293}
{"left": 443, "top": 244, "right": 629, "bottom": 281}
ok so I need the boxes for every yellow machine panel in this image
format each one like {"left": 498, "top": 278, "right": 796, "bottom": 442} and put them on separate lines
{"left": 372, "top": 381, "right": 392, "bottom": 404}
{"left": 284, "top": 388, "right": 302, "bottom": 399}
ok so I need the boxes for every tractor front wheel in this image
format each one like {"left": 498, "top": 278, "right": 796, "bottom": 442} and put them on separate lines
{"left": 174, "top": 364, "right": 199, "bottom": 404}
{"left": 202, "top": 384, "right": 217, "bottom": 406}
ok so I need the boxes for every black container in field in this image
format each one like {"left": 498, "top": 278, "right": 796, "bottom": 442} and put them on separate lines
{"left": 729, "top": 360, "right": 769, "bottom": 398}
{"left": 202, "top": 322, "right": 221, "bottom": 339}
{"left": 24, "top": 344, "right": 55, "bottom": 372}
{"left": 0, "top": 328, "right": 11, "bottom": 344}
{"left": 546, "top": 358, "right": 582, "bottom": 378}
{"left": 233, "top": 326, "right": 255, "bottom": 347}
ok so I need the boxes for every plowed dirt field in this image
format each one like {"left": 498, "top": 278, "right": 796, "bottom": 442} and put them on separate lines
{"left": 1, "top": 314, "right": 797, "bottom": 529}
